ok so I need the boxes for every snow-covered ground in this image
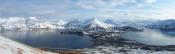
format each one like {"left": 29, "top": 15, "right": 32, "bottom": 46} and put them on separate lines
{"left": 0, "top": 35, "right": 57, "bottom": 54}
{"left": 81, "top": 46, "right": 175, "bottom": 54}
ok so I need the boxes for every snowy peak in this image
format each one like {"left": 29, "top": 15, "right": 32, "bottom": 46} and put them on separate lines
{"left": 25, "top": 17, "right": 54, "bottom": 30}
{"left": 54, "top": 19, "right": 67, "bottom": 29}
{"left": 86, "top": 18, "right": 103, "bottom": 25}
{"left": 26, "top": 17, "right": 40, "bottom": 25}
{"left": 65, "top": 19, "right": 84, "bottom": 28}
{"left": 57, "top": 19, "right": 67, "bottom": 26}
{"left": 33, "top": 22, "right": 57, "bottom": 29}
{"left": 2, "top": 17, "right": 27, "bottom": 30}
{"left": 27, "top": 17, "right": 39, "bottom": 21}
{"left": 84, "top": 18, "right": 113, "bottom": 29}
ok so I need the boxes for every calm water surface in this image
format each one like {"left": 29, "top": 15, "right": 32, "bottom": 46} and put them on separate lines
{"left": 1, "top": 29, "right": 175, "bottom": 48}
{"left": 0, "top": 30, "right": 93, "bottom": 49}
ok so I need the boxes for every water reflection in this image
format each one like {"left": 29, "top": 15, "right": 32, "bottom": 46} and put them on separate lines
{"left": 122, "top": 29, "right": 175, "bottom": 46}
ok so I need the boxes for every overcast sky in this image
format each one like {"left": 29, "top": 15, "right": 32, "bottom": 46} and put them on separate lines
{"left": 0, "top": 0, "right": 174, "bottom": 21}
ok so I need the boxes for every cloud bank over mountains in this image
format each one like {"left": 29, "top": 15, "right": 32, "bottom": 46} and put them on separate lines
{"left": 0, "top": 0, "right": 174, "bottom": 21}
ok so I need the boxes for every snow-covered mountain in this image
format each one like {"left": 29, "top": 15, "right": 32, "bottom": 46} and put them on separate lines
{"left": 65, "top": 19, "right": 84, "bottom": 29}
{"left": 0, "top": 35, "right": 56, "bottom": 54}
{"left": 56, "top": 19, "right": 67, "bottom": 26}
{"left": 84, "top": 18, "right": 114, "bottom": 29}
{"left": 104, "top": 19, "right": 148, "bottom": 28}
{"left": 64, "top": 18, "right": 114, "bottom": 30}
{"left": 55, "top": 19, "right": 67, "bottom": 29}
{"left": 146, "top": 19, "right": 175, "bottom": 31}
{"left": 26, "top": 17, "right": 58, "bottom": 30}
{"left": 1, "top": 17, "right": 27, "bottom": 30}
{"left": 25, "top": 17, "right": 40, "bottom": 29}
{"left": 0, "top": 17, "right": 59, "bottom": 30}
{"left": 0, "top": 17, "right": 144, "bottom": 31}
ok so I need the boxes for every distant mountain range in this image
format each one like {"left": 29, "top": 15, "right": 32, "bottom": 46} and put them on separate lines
{"left": 0, "top": 17, "right": 125, "bottom": 31}
{"left": 1, "top": 17, "right": 175, "bottom": 31}
{"left": 146, "top": 19, "right": 175, "bottom": 31}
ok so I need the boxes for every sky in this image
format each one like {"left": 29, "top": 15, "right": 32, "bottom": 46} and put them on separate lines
{"left": 0, "top": 0, "right": 175, "bottom": 21}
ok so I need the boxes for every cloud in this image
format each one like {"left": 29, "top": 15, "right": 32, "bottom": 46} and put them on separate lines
{"left": 144, "top": 0, "right": 157, "bottom": 4}
{"left": 73, "top": 0, "right": 160, "bottom": 21}
{"left": 75, "top": 0, "right": 158, "bottom": 10}
{"left": 0, "top": 0, "right": 175, "bottom": 21}
{"left": 0, "top": 0, "right": 74, "bottom": 19}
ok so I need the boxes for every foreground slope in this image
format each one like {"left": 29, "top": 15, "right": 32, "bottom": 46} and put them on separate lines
{"left": 82, "top": 46, "right": 175, "bottom": 54}
{"left": 0, "top": 36, "right": 57, "bottom": 54}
